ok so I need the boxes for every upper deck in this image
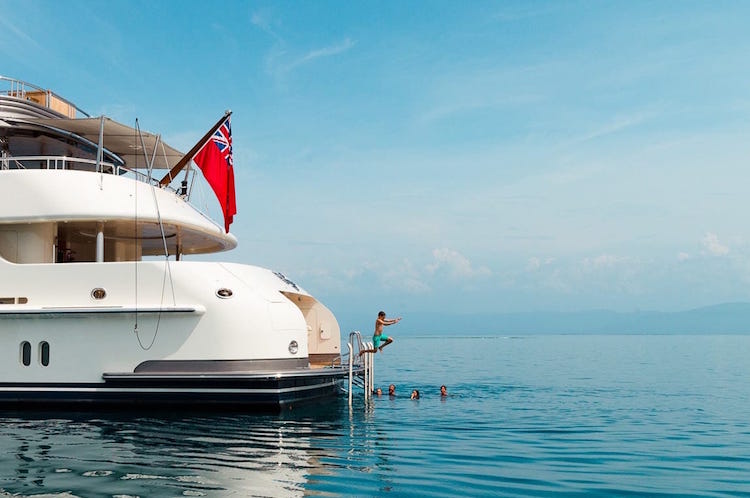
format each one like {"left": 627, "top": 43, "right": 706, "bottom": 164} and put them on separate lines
{"left": 0, "top": 76, "right": 88, "bottom": 119}
{"left": 0, "top": 76, "right": 184, "bottom": 173}
{"left": 0, "top": 77, "right": 237, "bottom": 263}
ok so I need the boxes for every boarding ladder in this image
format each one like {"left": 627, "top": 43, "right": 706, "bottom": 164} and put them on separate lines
{"left": 346, "top": 330, "right": 375, "bottom": 405}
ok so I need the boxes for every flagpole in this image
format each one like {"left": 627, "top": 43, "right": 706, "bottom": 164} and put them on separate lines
{"left": 158, "top": 110, "right": 232, "bottom": 187}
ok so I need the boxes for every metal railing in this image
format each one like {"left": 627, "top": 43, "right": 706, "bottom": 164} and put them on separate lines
{"left": 0, "top": 155, "right": 119, "bottom": 173}
{"left": 0, "top": 154, "right": 176, "bottom": 189}
{"left": 0, "top": 76, "right": 89, "bottom": 118}
{"left": 348, "top": 330, "right": 375, "bottom": 405}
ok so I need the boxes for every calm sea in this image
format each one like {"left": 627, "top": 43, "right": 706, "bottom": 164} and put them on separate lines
{"left": 1, "top": 335, "right": 750, "bottom": 497}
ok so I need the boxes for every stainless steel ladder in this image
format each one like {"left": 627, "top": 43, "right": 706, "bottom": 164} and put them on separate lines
{"left": 347, "top": 330, "right": 375, "bottom": 405}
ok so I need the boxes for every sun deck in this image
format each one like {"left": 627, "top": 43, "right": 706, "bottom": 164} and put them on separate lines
{"left": 0, "top": 77, "right": 237, "bottom": 263}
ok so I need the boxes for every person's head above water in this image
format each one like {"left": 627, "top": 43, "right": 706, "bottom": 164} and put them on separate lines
{"left": 410, "top": 389, "right": 420, "bottom": 399}
{"left": 388, "top": 384, "right": 395, "bottom": 395}
{"left": 440, "top": 385, "right": 447, "bottom": 396}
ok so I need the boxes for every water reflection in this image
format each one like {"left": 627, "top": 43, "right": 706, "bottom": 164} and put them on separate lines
{"left": 0, "top": 403, "right": 349, "bottom": 497}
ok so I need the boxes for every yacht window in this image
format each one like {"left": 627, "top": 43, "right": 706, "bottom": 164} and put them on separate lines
{"left": 0, "top": 297, "right": 29, "bottom": 304}
{"left": 20, "top": 341, "right": 31, "bottom": 366}
{"left": 39, "top": 341, "right": 50, "bottom": 367}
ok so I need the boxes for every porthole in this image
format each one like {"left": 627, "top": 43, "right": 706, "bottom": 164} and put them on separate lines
{"left": 39, "top": 341, "right": 50, "bottom": 367}
{"left": 216, "top": 288, "right": 233, "bottom": 299}
{"left": 20, "top": 341, "right": 31, "bottom": 366}
{"left": 91, "top": 288, "right": 107, "bottom": 300}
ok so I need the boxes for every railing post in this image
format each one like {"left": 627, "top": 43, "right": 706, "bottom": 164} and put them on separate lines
{"left": 363, "top": 345, "right": 369, "bottom": 403}
{"left": 348, "top": 342, "right": 353, "bottom": 406}
{"left": 364, "top": 341, "right": 375, "bottom": 403}
{"left": 370, "top": 344, "right": 374, "bottom": 395}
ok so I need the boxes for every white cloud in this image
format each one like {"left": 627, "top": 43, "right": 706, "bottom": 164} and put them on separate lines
{"left": 264, "top": 37, "right": 356, "bottom": 78}
{"left": 418, "top": 92, "right": 541, "bottom": 125}
{"left": 0, "top": 15, "right": 40, "bottom": 48}
{"left": 251, "top": 10, "right": 354, "bottom": 77}
{"left": 382, "top": 259, "right": 431, "bottom": 293}
{"left": 677, "top": 252, "right": 690, "bottom": 262}
{"left": 426, "top": 248, "right": 492, "bottom": 279}
{"left": 702, "top": 232, "right": 729, "bottom": 256}
{"left": 582, "top": 254, "right": 627, "bottom": 270}
{"left": 299, "top": 38, "right": 355, "bottom": 64}
{"left": 250, "top": 11, "right": 271, "bottom": 30}
{"left": 250, "top": 9, "right": 284, "bottom": 43}
{"left": 526, "top": 256, "right": 555, "bottom": 271}
{"left": 331, "top": 249, "right": 492, "bottom": 296}
{"left": 399, "top": 277, "right": 432, "bottom": 293}
{"left": 570, "top": 110, "right": 654, "bottom": 145}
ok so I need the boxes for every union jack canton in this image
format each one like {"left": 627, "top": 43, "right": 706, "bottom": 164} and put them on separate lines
{"left": 212, "top": 119, "right": 233, "bottom": 167}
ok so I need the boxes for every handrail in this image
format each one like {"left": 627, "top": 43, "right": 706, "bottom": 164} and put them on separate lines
{"left": 0, "top": 154, "right": 172, "bottom": 188}
{"left": 347, "top": 331, "right": 376, "bottom": 406}
{"left": 0, "top": 154, "right": 119, "bottom": 173}
{"left": 0, "top": 76, "right": 89, "bottom": 118}
{"left": 347, "top": 330, "right": 368, "bottom": 367}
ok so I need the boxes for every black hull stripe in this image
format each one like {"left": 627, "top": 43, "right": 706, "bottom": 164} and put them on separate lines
{"left": 0, "top": 376, "right": 343, "bottom": 391}
{"left": 0, "top": 381, "right": 344, "bottom": 408}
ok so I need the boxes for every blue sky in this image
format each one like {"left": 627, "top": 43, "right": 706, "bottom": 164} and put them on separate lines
{"left": 3, "top": 1, "right": 750, "bottom": 318}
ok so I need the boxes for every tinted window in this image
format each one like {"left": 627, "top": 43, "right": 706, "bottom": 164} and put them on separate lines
{"left": 21, "top": 341, "right": 31, "bottom": 366}
{"left": 40, "top": 341, "right": 50, "bottom": 366}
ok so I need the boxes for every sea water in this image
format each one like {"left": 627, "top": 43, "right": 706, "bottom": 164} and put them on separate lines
{"left": 1, "top": 335, "right": 749, "bottom": 497}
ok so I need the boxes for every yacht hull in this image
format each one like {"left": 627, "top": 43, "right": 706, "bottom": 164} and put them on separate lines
{"left": 0, "top": 367, "right": 353, "bottom": 411}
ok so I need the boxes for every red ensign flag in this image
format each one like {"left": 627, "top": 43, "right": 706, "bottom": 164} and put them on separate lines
{"left": 193, "top": 117, "right": 236, "bottom": 232}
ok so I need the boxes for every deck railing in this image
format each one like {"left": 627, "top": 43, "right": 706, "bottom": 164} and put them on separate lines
{"left": 0, "top": 76, "right": 89, "bottom": 118}
{"left": 0, "top": 155, "right": 119, "bottom": 173}
{"left": 0, "top": 154, "right": 174, "bottom": 190}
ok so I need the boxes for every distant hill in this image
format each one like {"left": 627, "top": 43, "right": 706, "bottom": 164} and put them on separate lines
{"left": 336, "top": 302, "right": 750, "bottom": 335}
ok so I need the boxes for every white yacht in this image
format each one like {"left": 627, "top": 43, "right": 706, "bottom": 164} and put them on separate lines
{"left": 0, "top": 77, "right": 355, "bottom": 409}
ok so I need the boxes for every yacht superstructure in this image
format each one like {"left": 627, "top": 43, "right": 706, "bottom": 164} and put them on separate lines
{"left": 0, "top": 77, "right": 351, "bottom": 409}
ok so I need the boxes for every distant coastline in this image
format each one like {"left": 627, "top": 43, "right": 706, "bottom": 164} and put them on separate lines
{"left": 338, "top": 302, "right": 750, "bottom": 335}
